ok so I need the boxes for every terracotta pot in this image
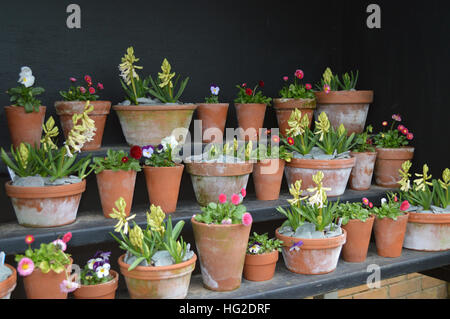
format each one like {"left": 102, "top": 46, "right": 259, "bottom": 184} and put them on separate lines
{"left": 243, "top": 250, "right": 279, "bottom": 282}
{"left": 73, "top": 270, "right": 119, "bottom": 299}
{"left": 185, "top": 161, "right": 253, "bottom": 206}
{"left": 374, "top": 147, "right": 414, "bottom": 188}
{"left": 314, "top": 90, "right": 373, "bottom": 135}
{"left": 96, "top": 170, "right": 137, "bottom": 218}
{"left": 273, "top": 98, "right": 315, "bottom": 136}
{"left": 0, "top": 264, "right": 17, "bottom": 299}
{"left": 341, "top": 216, "right": 375, "bottom": 262}
{"left": 4, "top": 105, "right": 46, "bottom": 149}
{"left": 143, "top": 164, "right": 184, "bottom": 213}
{"left": 276, "top": 228, "right": 346, "bottom": 275}
{"left": 374, "top": 213, "right": 409, "bottom": 258}
{"left": 196, "top": 103, "right": 229, "bottom": 143}
{"left": 118, "top": 253, "right": 196, "bottom": 299}
{"left": 113, "top": 104, "right": 197, "bottom": 146}
{"left": 349, "top": 151, "right": 377, "bottom": 190}
{"left": 285, "top": 157, "right": 356, "bottom": 197}
{"left": 5, "top": 180, "right": 86, "bottom": 227}
{"left": 192, "top": 217, "right": 251, "bottom": 291}
{"left": 235, "top": 103, "right": 267, "bottom": 141}
{"left": 403, "top": 212, "right": 450, "bottom": 251}
{"left": 55, "top": 101, "right": 111, "bottom": 150}
{"left": 253, "top": 159, "right": 285, "bottom": 201}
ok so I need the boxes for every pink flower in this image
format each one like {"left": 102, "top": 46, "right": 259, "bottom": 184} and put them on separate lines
{"left": 62, "top": 232, "right": 72, "bottom": 243}
{"left": 283, "top": 76, "right": 288, "bottom": 81}
{"left": 401, "top": 128, "right": 409, "bottom": 135}
{"left": 231, "top": 194, "right": 241, "bottom": 205}
{"left": 382, "top": 121, "right": 388, "bottom": 127}
{"left": 84, "top": 75, "right": 92, "bottom": 83}
{"left": 60, "top": 279, "right": 80, "bottom": 293}
{"left": 400, "top": 200, "right": 410, "bottom": 211}
{"left": 53, "top": 239, "right": 67, "bottom": 252}
{"left": 218, "top": 193, "right": 227, "bottom": 204}
{"left": 406, "top": 132, "right": 414, "bottom": 140}
{"left": 305, "top": 83, "right": 312, "bottom": 90}
{"left": 294, "top": 69, "right": 304, "bottom": 79}
{"left": 17, "top": 258, "right": 34, "bottom": 276}
{"left": 369, "top": 202, "right": 373, "bottom": 208}
{"left": 97, "top": 83, "right": 104, "bottom": 90}
{"left": 398, "top": 125, "right": 405, "bottom": 131}
{"left": 362, "top": 197, "right": 369, "bottom": 206}
{"left": 70, "top": 77, "right": 77, "bottom": 82}
{"left": 79, "top": 86, "right": 86, "bottom": 94}
{"left": 324, "top": 84, "right": 331, "bottom": 94}
{"left": 25, "top": 235, "right": 34, "bottom": 245}
{"left": 392, "top": 114, "right": 402, "bottom": 122}
{"left": 242, "top": 83, "right": 247, "bottom": 87}
{"left": 240, "top": 188, "right": 247, "bottom": 198}
{"left": 89, "top": 87, "right": 96, "bottom": 94}
{"left": 242, "top": 213, "right": 253, "bottom": 226}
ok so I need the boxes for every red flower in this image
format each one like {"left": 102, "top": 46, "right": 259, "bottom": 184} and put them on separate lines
{"left": 398, "top": 125, "right": 405, "bottom": 131}
{"left": 231, "top": 194, "right": 241, "bottom": 205}
{"left": 130, "top": 146, "right": 143, "bottom": 160}
{"left": 97, "top": 83, "right": 104, "bottom": 90}
{"left": 294, "top": 69, "right": 304, "bottom": 79}
{"left": 62, "top": 232, "right": 72, "bottom": 243}
{"left": 25, "top": 235, "right": 34, "bottom": 245}
{"left": 401, "top": 128, "right": 409, "bottom": 135}
{"left": 84, "top": 75, "right": 92, "bottom": 83}
{"left": 241, "top": 188, "right": 247, "bottom": 198}
{"left": 121, "top": 156, "right": 129, "bottom": 163}
{"left": 400, "top": 200, "right": 410, "bottom": 211}
{"left": 89, "top": 87, "right": 96, "bottom": 94}
{"left": 369, "top": 202, "right": 373, "bottom": 208}
{"left": 218, "top": 193, "right": 227, "bottom": 204}
{"left": 406, "top": 132, "right": 414, "bottom": 140}
{"left": 258, "top": 80, "right": 264, "bottom": 88}
{"left": 305, "top": 83, "right": 312, "bottom": 90}
{"left": 287, "top": 137, "right": 295, "bottom": 145}
{"left": 245, "top": 88, "right": 253, "bottom": 96}
{"left": 242, "top": 83, "right": 247, "bottom": 87}
{"left": 272, "top": 135, "right": 280, "bottom": 143}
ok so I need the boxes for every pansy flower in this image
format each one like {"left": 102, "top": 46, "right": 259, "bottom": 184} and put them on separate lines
{"left": 142, "top": 145, "right": 154, "bottom": 158}
{"left": 289, "top": 241, "right": 304, "bottom": 252}
{"left": 210, "top": 85, "right": 220, "bottom": 96}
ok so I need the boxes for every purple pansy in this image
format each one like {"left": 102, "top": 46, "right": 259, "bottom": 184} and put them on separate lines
{"left": 289, "top": 241, "right": 304, "bottom": 252}
{"left": 142, "top": 145, "right": 155, "bottom": 158}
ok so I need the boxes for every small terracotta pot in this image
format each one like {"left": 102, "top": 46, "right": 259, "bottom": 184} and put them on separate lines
{"left": 196, "top": 103, "right": 229, "bottom": 143}
{"left": 374, "top": 213, "right": 409, "bottom": 258}
{"left": 276, "top": 228, "right": 347, "bottom": 275}
{"left": 0, "top": 264, "right": 17, "bottom": 299}
{"left": 349, "top": 151, "right": 377, "bottom": 190}
{"left": 403, "top": 212, "right": 450, "bottom": 251}
{"left": 285, "top": 157, "right": 356, "bottom": 197}
{"left": 253, "top": 159, "right": 285, "bottom": 201}
{"left": 235, "top": 103, "right": 267, "bottom": 141}
{"left": 374, "top": 147, "right": 414, "bottom": 188}
{"left": 143, "top": 164, "right": 184, "bottom": 213}
{"left": 4, "top": 105, "right": 46, "bottom": 149}
{"left": 341, "top": 216, "right": 375, "bottom": 262}
{"left": 73, "top": 270, "right": 119, "bottom": 299}
{"left": 243, "top": 250, "right": 279, "bottom": 282}
{"left": 5, "top": 180, "right": 86, "bottom": 227}
{"left": 273, "top": 98, "right": 315, "bottom": 136}
{"left": 55, "top": 101, "right": 111, "bottom": 151}
{"left": 96, "top": 170, "right": 137, "bottom": 218}
{"left": 192, "top": 217, "right": 251, "bottom": 291}
{"left": 118, "top": 253, "right": 196, "bottom": 299}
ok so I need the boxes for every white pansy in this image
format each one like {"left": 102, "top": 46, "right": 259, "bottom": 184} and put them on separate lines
{"left": 161, "top": 136, "right": 179, "bottom": 151}
{"left": 381, "top": 198, "right": 387, "bottom": 205}
{"left": 142, "top": 146, "right": 154, "bottom": 158}
{"left": 210, "top": 85, "right": 220, "bottom": 95}
{"left": 96, "top": 266, "right": 110, "bottom": 278}
{"left": 18, "top": 66, "right": 35, "bottom": 88}
{"left": 248, "top": 244, "right": 261, "bottom": 254}
{"left": 102, "top": 263, "right": 111, "bottom": 270}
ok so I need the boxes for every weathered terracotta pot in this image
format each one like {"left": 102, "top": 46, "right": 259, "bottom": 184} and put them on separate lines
{"left": 285, "top": 157, "right": 356, "bottom": 197}
{"left": 253, "top": 159, "right": 285, "bottom": 201}
{"left": 243, "top": 250, "right": 279, "bottom": 282}
{"left": 73, "top": 270, "right": 119, "bottom": 299}
{"left": 118, "top": 253, "right": 196, "bottom": 299}
{"left": 5, "top": 180, "right": 86, "bottom": 227}
{"left": 143, "top": 164, "right": 184, "bottom": 213}
{"left": 96, "top": 170, "right": 137, "bottom": 218}
{"left": 314, "top": 90, "right": 373, "bottom": 135}
{"left": 341, "top": 216, "right": 375, "bottom": 262}
{"left": 0, "top": 264, "right": 17, "bottom": 299}
{"left": 235, "top": 103, "right": 267, "bottom": 141}
{"left": 55, "top": 101, "right": 111, "bottom": 150}
{"left": 196, "top": 103, "right": 229, "bottom": 143}
{"left": 403, "top": 212, "right": 450, "bottom": 251}
{"left": 349, "top": 151, "right": 377, "bottom": 190}
{"left": 273, "top": 98, "right": 315, "bottom": 136}
{"left": 192, "top": 217, "right": 251, "bottom": 291}
{"left": 276, "top": 228, "right": 346, "bottom": 275}
{"left": 374, "top": 147, "right": 414, "bottom": 188}
{"left": 185, "top": 161, "right": 253, "bottom": 206}
{"left": 4, "top": 105, "right": 46, "bottom": 149}
{"left": 113, "top": 104, "right": 197, "bottom": 146}
{"left": 374, "top": 213, "right": 409, "bottom": 258}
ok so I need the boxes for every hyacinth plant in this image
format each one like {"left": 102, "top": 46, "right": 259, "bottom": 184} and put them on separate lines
{"left": 369, "top": 192, "right": 410, "bottom": 220}
{"left": 315, "top": 67, "right": 359, "bottom": 93}
{"left": 234, "top": 81, "right": 272, "bottom": 105}
{"left": 247, "top": 232, "right": 283, "bottom": 255}
{"left": 352, "top": 125, "right": 376, "bottom": 153}
{"left": 6, "top": 66, "right": 45, "bottom": 113}
{"left": 205, "top": 84, "right": 220, "bottom": 103}
{"left": 373, "top": 114, "right": 414, "bottom": 148}
{"left": 279, "top": 69, "right": 315, "bottom": 99}
{"left": 118, "top": 47, "right": 150, "bottom": 105}
{"left": 205, "top": 138, "right": 254, "bottom": 162}
{"left": 78, "top": 251, "right": 114, "bottom": 286}
{"left": 251, "top": 130, "right": 292, "bottom": 162}
{"left": 91, "top": 148, "right": 142, "bottom": 174}
{"left": 148, "top": 58, "right": 189, "bottom": 103}
{"left": 59, "top": 75, "right": 104, "bottom": 101}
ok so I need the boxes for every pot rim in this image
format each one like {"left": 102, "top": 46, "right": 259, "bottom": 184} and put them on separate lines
{"left": 184, "top": 161, "right": 254, "bottom": 176}
{"left": 118, "top": 253, "right": 197, "bottom": 274}
{"left": 191, "top": 216, "right": 251, "bottom": 228}
{"left": 350, "top": 151, "right": 377, "bottom": 156}
{"left": 342, "top": 215, "right": 375, "bottom": 226}
{"left": 407, "top": 211, "right": 450, "bottom": 224}
{"left": 196, "top": 103, "right": 230, "bottom": 107}
{"left": 375, "top": 212, "right": 409, "bottom": 221}
{"left": 5, "top": 179, "right": 86, "bottom": 199}
{"left": 273, "top": 98, "right": 317, "bottom": 109}
{"left": 287, "top": 156, "right": 356, "bottom": 169}
{"left": 76, "top": 269, "right": 119, "bottom": 290}
{"left": 112, "top": 104, "right": 197, "bottom": 111}
{"left": 234, "top": 103, "right": 267, "bottom": 107}
{"left": 314, "top": 90, "right": 374, "bottom": 104}
{"left": 4, "top": 105, "right": 46, "bottom": 111}
{"left": 244, "top": 250, "right": 279, "bottom": 266}
{"left": 275, "top": 228, "right": 347, "bottom": 250}
{"left": 375, "top": 146, "right": 415, "bottom": 160}
{"left": 143, "top": 163, "right": 184, "bottom": 170}
{"left": 0, "top": 264, "right": 17, "bottom": 297}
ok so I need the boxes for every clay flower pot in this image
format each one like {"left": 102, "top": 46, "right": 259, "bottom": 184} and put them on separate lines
{"left": 276, "top": 228, "right": 347, "bottom": 275}
{"left": 403, "top": 212, "right": 450, "bottom": 251}
{"left": 118, "top": 253, "right": 196, "bottom": 299}
{"left": 243, "top": 250, "right": 279, "bottom": 282}
{"left": 55, "top": 101, "right": 111, "bottom": 151}
{"left": 374, "top": 147, "right": 414, "bottom": 188}
{"left": 252, "top": 159, "right": 285, "bottom": 201}
{"left": 143, "top": 164, "right": 184, "bottom": 213}
{"left": 0, "top": 264, "right": 17, "bottom": 299}
{"left": 113, "top": 104, "right": 197, "bottom": 146}
{"left": 349, "top": 151, "right": 377, "bottom": 191}
{"left": 5, "top": 180, "right": 86, "bottom": 227}
{"left": 96, "top": 170, "right": 137, "bottom": 218}
{"left": 273, "top": 98, "right": 315, "bottom": 136}
{"left": 373, "top": 213, "right": 409, "bottom": 258}
{"left": 196, "top": 103, "right": 229, "bottom": 143}
{"left": 341, "top": 216, "right": 375, "bottom": 262}
{"left": 235, "top": 103, "right": 267, "bottom": 141}
{"left": 185, "top": 161, "right": 253, "bottom": 206}
{"left": 4, "top": 105, "right": 46, "bottom": 149}
{"left": 285, "top": 157, "right": 356, "bottom": 197}
{"left": 192, "top": 217, "right": 251, "bottom": 291}
{"left": 73, "top": 270, "right": 119, "bottom": 299}
{"left": 314, "top": 90, "right": 373, "bottom": 135}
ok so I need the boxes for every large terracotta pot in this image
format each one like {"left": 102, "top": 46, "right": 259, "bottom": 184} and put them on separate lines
{"left": 349, "top": 151, "right": 377, "bottom": 191}
{"left": 341, "top": 216, "right": 375, "bottom": 262}
{"left": 235, "top": 103, "right": 267, "bottom": 141}
{"left": 96, "top": 170, "right": 137, "bottom": 218}
{"left": 113, "top": 104, "right": 197, "bottom": 146}
{"left": 373, "top": 213, "right": 409, "bottom": 258}
{"left": 273, "top": 98, "right": 315, "bottom": 136}
{"left": 118, "top": 253, "right": 196, "bottom": 299}
{"left": 192, "top": 217, "right": 251, "bottom": 291}
{"left": 276, "top": 228, "right": 346, "bottom": 275}
{"left": 253, "top": 159, "right": 285, "bottom": 201}
{"left": 4, "top": 105, "right": 46, "bottom": 149}
{"left": 143, "top": 164, "right": 184, "bottom": 213}
{"left": 5, "top": 180, "right": 86, "bottom": 227}
{"left": 243, "top": 250, "right": 279, "bottom": 282}
{"left": 55, "top": 101, "right": 111, "bottom": 151}
{"left": 314, "top": 90, "right": 373, "bottom": 135}
{"left": 285, "top": 157, "right": 356, "bottom": 197}
{"left": 0, "top": 264, "right": 17, "bottom": 299}
{"left": 73, "top": 270, "right": 119, "bottom": 299}
{"left": 374, "top": 147, "right": 414, "bottom": 188}
{"left": 196, "top": 103, "right": 229, "bottom": 143}
{"left": 403, "top": 212, "right": 450, "bottom": 251}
